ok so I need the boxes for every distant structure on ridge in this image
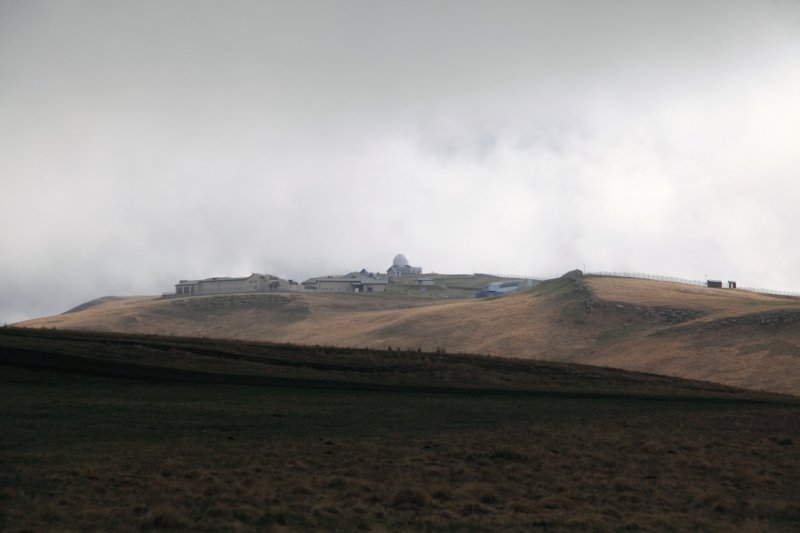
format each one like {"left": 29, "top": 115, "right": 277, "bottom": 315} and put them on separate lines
{"left": 171, "top": 253, "right": 425, "bottom": 297}
{"left": 174, "top": 273, "right": 298, "bottom": 296}
{"left": 387, "top": 253, "right": 422, "bottom": 276}
{"left": 475, "top": 279, "right": 539, "bottom": 298}
{"left": 302, "top": 269, "right": 388, "bottom": 293}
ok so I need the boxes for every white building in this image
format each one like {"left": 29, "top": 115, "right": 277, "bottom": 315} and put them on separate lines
{"left": 175, "top": 273, "right": 297, "bottom": 296}
{"left": 387, "top": 254, "right": 422, "bottom": 276}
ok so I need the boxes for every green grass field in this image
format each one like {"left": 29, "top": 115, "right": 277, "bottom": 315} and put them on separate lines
{"left": 1, "top": 328, "right": 799, "bottom": 531}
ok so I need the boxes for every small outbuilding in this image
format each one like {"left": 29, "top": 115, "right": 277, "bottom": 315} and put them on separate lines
{"left": 707, "top": 280, "right": 723, "bottom": 289}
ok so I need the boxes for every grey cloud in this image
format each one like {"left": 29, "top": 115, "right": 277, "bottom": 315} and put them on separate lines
{"left": 2, "top": 1, "right": 800, "bottom": 322}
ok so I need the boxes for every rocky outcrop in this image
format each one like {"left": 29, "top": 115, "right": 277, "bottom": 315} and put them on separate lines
{"left": 653, "top": 307, "right": 703, "bottom": 323}
{"left": 716, "top": 311, "right": 800, "bottom": 327}
{"left": 579, "top": 280, "right": 702, "bottom": 324}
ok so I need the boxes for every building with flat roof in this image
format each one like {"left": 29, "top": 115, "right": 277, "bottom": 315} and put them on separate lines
{"left": 303, "top": 269, "right": 389, "bottom": 293}
{"left": 174, "top": 273, "right": 296, "bottom": 296}
{"left": 315, "top": 276, "right": 388, "bottom": 293}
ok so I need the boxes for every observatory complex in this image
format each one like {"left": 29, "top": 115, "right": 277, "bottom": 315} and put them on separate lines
{"left": 386, "top": 254, "right": 422, "bottom": 276}
{"left": 172, "top": 253, "right": 424, "bottom": 296}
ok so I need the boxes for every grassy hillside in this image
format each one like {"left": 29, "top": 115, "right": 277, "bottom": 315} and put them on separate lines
{"left": 16, "top": 275, "right": 800, "bottom": 395}
{"left": 1, "top": 328, "right": 799, "bottom": 531}
{"left": 384, "top": 273, "right": 514, "bottom": 298}
{"left": 0, "top": 327, "right": 776, "bottom": 400}
{"left": 581, "top": 278, "right": 800, "bottom": 395}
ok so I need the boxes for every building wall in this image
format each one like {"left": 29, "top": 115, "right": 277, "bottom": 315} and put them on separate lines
{"left": 362, "top": 282, "right": 387, "bottom": 293}
{"left": 196, "top": 279, "right": 252, "bottom": 295}
{"left": 388, "top": 265, "right": 422, "bottom": 276}
{"left": 175, "top": 274, "right": 305, "bottom": 296}
{"left": 177, "top": 275, "right": 383, "bottom": 296}
{"left": 316, "top": 279, "right": 388, "bottom": 293}
{"left": 195, "top": 274, "right": 269, "bottom": 295}
{"left": 176, "top": 284, "right": 197, "bottom": 295}
{"left": 286, "top": 282, "right": 304, "bottom": 291}
{"left": 317, "top": 280, "right": 357, "bottom": 293}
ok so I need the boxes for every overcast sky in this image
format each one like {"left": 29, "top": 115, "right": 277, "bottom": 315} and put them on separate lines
{"left": 2, "top": 1, "right": 800, "bottom": 323}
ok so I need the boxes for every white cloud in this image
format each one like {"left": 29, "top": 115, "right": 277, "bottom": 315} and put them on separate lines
{"left": 2, "top": 0, "right": 800, "bottom": 321}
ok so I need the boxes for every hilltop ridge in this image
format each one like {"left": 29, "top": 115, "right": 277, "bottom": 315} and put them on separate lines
{"left": 15, "top": 275, "right": 800, "bottom": 395}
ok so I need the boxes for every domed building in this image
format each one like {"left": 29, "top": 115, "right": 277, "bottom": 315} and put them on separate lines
{"left": 387, "top": 253, "right": 422, "bottom": 276}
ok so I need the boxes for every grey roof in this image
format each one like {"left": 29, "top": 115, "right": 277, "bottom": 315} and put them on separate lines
{"left": 318, "top": 277, "right": 388, "bottom": 284}
{"left": 199, "top": 273, "right": 269, "bottom": 282}
{"left": 178, "top": 273, "right": 274, "bottom": 286}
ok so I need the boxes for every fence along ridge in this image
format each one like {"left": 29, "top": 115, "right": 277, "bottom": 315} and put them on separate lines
{"left": 587, "top": 271, "right": 800, "bottom": 298}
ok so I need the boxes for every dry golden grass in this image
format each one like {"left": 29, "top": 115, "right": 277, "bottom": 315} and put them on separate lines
{"left": 586, "top": 277, "right": 800, "bottom": 314}
{"left": 13, "top": 282, "right": 590, "bottom": 358}
{"left": 16, "top": 276, "right": 800, "bottom": 395}
{"left": 583, "top": 278, "right": 800, "bottom": 395}
{"left": 3, "top": 328, "right": 767, "bottom": 400}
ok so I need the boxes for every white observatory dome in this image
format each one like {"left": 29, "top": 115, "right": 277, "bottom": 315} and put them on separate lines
{"left": 393, "top": 254, "right": 410, "bottom": 267}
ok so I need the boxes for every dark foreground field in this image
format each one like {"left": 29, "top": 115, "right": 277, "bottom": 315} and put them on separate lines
{"left": 1, "top": 328, "right": 799, "bottom": 531}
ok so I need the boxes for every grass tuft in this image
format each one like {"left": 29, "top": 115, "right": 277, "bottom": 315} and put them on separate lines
{"left": 139, "top": 505, "right": 189, "bottom": 529}
{"left": 390, "top": 488, "right": 428, "bottom": 509}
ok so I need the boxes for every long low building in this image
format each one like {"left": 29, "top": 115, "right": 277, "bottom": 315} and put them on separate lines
{"left": 174, "top": 255, "right": 408, "bottom": 297}
{"left": 175, "top": 273, "right": 298, "bottom": 296}
{"left": 315, "top": 276, "right": 388, "bottom": 293}
{"left": 302, "top": 268, "right": 390, "bottom": 294}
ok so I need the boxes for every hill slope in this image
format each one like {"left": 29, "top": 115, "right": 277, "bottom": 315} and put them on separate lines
{"left": 3, "top": 328, "right": 798, "bottom": 531}
{"left": 16, "top": 276, "right": 800, "bottom": 395}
